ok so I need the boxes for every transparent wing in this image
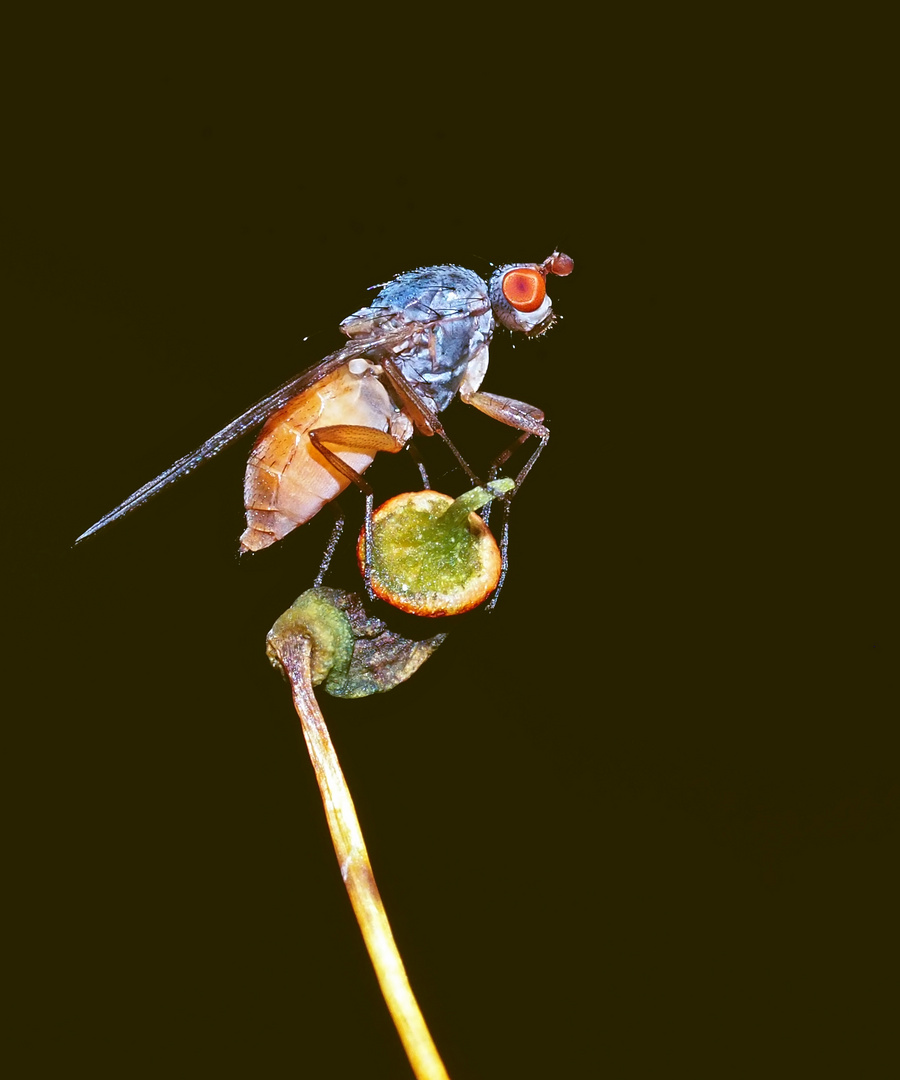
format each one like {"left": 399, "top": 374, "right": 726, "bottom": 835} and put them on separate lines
{"left": 75, "top": 332, "right": 412, "bottom": 544}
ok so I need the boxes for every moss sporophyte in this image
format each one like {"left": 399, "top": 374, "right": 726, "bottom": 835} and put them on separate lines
{"left": 267, "top": 587, "right": 446, "bottom": 699}
{"left": 267, "top": 592, "right": 451, "bottom": 1080}
{"left": 358, "top": 479, "right": 515, "bottom": 617}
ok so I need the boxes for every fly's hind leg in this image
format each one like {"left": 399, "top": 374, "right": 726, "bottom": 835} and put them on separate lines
{"left": 313, "top": 503, "right": 346, "bottom": 587}
{"left": 459, "top": 391, "right": 550, "bottom": 609}
{"left": 309, "top": 424, "right": 404, "bottom": 599}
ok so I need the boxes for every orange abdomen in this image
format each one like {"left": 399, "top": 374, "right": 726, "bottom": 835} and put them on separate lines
{"left": 240, "top": 365, "right": 396, "bottom": 552}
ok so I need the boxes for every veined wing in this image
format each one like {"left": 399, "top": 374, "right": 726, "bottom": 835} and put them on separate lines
{"left": 75, "top": 332, "right": 412, "bottom": 544}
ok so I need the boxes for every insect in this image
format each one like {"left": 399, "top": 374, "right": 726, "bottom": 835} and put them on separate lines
{"left": 77, "top": 250, "right": 573, "bottom": 597}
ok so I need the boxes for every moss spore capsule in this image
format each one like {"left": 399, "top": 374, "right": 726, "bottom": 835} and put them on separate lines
{"left": 359, "top": 480, "right": 514, "bottom": 617}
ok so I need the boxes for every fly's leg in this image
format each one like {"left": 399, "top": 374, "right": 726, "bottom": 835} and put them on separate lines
{"left": 309, "top": 425, "right": 404, "bottom": 599}
{"left": 313, "top": 503, "right": 346, "bottom": 587}
{"left": 461, "top": 391, "right": 549, "bottom": 492}
{"left": 487, "top": 431, "right": 530, "bottom": 481}
{"left": 404, "top": 440, "right": 431, "bottom": 490}
{"left": 479, "top": 431, "right": 529, "bottom": 527}
{"left": 459, "top": 391, "right": 550, "bottom": 609}
{"left": 381, "top": 357, "right": 481, "bottom": 487}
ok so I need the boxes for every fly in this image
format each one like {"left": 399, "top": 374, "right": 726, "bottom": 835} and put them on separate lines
{"left": 76, "top": 250, "right": 573, "bottom": 600}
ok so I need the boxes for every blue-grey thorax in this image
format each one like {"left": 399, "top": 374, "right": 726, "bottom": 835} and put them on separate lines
{"left": 340, "top": 265, "right": 495, "bottom": 414}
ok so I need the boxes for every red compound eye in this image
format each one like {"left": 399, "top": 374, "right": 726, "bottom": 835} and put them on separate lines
{"left": 501, "top": 267, "right": 546, "bottom": 312}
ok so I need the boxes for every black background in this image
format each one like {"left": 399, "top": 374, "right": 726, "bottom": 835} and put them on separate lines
{"left": 6, "top": 10, "right": 894, "bottom": 1079}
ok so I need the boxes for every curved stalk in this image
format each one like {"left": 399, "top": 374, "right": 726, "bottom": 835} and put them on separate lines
{"left": 269, "top": 632, "right": 451, "bottom": 1080}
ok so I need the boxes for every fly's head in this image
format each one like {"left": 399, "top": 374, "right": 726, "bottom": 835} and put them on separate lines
{"left": 489, "top": 250, "right": 574, "bottom": 338}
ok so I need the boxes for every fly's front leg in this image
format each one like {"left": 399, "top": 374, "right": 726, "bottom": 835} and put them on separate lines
{"left": 459, "top": 390, "right": 550, "bottom": 609}
{"left": 460, "top": 391, "right": 549, "bottom": 490}
{"left": 381, "top": 357, "right": 481, "bottom": 486}
{"left": 309, "top": 425, "right": 404, "bottom": 599}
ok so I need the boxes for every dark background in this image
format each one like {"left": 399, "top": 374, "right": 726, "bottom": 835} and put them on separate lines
{"left": 7, "top": 10, "right": 894, "bottom": 1079}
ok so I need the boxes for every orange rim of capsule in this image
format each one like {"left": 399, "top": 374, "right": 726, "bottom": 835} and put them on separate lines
{"left": 358, "top": 490, "right": 503, "bottom": 617}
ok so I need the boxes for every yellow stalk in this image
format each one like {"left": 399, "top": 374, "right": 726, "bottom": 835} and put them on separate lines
{"left": 269, "top": 632, "right": 451, "bottom": 1080}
